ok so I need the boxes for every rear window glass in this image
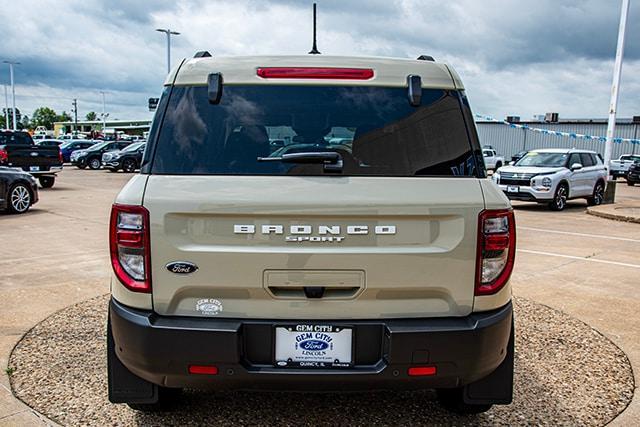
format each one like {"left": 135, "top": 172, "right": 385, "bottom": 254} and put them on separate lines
{"left": 150, "top": 85, "right": 479, "bottom": 177}
{"left": 0, "top": 131, "right": 33, "bottom": 145}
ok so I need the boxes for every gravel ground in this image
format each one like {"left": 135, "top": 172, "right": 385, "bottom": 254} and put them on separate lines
{"left": 8, "top": 295, "right": 634, "bottom": 426}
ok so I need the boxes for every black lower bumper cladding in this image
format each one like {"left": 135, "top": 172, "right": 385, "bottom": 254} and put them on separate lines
{"left": 108, "top": 298, "right": 513, "bottom": 403}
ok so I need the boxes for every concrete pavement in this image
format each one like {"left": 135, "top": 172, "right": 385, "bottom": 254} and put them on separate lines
{"left": 1, "top": 169, "right": 639, "bottom": 426}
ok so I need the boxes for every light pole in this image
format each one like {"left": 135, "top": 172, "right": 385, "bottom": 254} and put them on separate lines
{"left": 3, "top": 60, "right": 20, "bottom": 130}
{"left": 603, "top": 0, "right": 630, "bottom": 184}
{"left": 155, "top": 28, "right": 180, "bottom": 74}
{"left": 100, "top": 91, "right": 108, "bottom": 135}
{"left": 3, "top": 85, "right": 8, "bottom": 129}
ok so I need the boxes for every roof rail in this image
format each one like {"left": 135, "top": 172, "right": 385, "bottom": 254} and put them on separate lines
{"left": 194, "top": 51, "right": 212, "bottom": 58}
{"left": 416, "top": 55, "right": 435, "bottom": 62}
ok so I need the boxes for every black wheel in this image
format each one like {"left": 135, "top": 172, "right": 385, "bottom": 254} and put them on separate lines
{"left": 77, "top": 160, "right": 87, "bottom": 169}
{"left": 107, "top": 168, "right": 119, "bottom": 173}
{"left": 587, "top": 181, "right": 605, "bottom": 206}
{"left": 122, "top": 158, "right": 137, "bottom": 173}
{"left": 495, "top": 162, "right": 502, "bottom": 170}
{"left": 88, "top": 157, "right": 101, "bottom": 170}
{"left": 8, "top": 183, "right": 32, "bottom": 214}
{"left": 549, "top": 183, "right": 568, "bottom": 211}
{"left": 126, "top": 387, "right": 183, "bottom": 412}
{"left": 628, "top": 181, "right": 635, "bottom": 186}
{"left": 38, "top": 176, "right": 55, "bottom": 188}
{"left": 437, "top": 388, "right": 493, "bottom": 414}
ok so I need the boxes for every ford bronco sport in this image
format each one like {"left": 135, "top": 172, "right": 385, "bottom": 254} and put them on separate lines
{"left": 107, "top": 54, "right": 516, "bottom": 414}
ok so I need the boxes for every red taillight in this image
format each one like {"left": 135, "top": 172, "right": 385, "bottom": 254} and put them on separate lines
{"left": 0, "top": 148, "right": 7, "bottom": 163}
{"left": 475, "top": 209, "right": 516, "bottom": 296}
{"left": 188, "top": 365, "right": 218, "bottom": 375}
{"left": 408, "top": 366, "right": 437, "bottom": 376}
{"left": 109, "top": 204, "right": 151, "bottom": 293}
{"left": 58, "top": 149, "right": 63, "bottom": 164}
{"left": 256, "top": 67, "right": 374, "bottom": 80}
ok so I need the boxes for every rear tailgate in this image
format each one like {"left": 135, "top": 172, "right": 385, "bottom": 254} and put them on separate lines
{"left": 5, "top": 144, "right": 61, "bottom": 171}
{"left": 145, "top": 176, "right": 484, "bottom": 319}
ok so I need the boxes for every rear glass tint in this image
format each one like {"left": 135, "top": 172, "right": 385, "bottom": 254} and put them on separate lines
{"left": 0, "top": 131, "right": 33, "bottom": 145}
{"left": 150, "top": 85, "right": 479, "bottom": 177}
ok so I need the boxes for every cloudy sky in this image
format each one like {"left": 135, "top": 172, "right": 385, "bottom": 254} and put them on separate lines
{"left": 0, "top": 0, "right": 638, "bottom": 122}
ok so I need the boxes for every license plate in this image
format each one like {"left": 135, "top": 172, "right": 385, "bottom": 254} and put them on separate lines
{"left": 275, "top": 325, "right": 353, "bottom": 368}
{"left": 507, "top": 185, "right": 519, "bottom": 193}
{"left": 29, "top": 166, "right": 39, "bottom": 172}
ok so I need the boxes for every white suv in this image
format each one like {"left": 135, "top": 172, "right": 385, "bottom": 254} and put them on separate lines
{"left": 493, "top": 148, "right": 607, "bottom": 211}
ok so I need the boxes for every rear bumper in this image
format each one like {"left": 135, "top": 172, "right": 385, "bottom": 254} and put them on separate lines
{"left": 103, "top": 160, "right": 121, "bottom": 169}
{"left": 109, "top": 298, "right": 513, "bottom": 391}
{"left": 497, "top": 184, "right": 553, "bottom": 202}
{"left": 29, "top": 165, "right": 62, "bottom": 175}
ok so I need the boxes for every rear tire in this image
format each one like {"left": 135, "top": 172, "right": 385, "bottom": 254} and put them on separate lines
{"left": 38, "top": 176, "right": 55, "bottom": 188}
{"left": 122, "top": 158, "right": 137, "bottom": 173}
{"left": 549, "top": 183, "right": 568, "bottom": 211}
{"left": 587, "top": 181, "right": 604, "bottom": 206}
{"left": 88, "top": 157, "right": 101, "bottom": 170}
{"left": 8, "top": 184, "right": 32, "bottom": 214}
{"left": 628, "top": 181, "right": 635, "bottom": 186}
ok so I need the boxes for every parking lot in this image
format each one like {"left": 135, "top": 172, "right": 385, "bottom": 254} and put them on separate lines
{"left": 1, "top": 169, "right": 639, "bottom": 425}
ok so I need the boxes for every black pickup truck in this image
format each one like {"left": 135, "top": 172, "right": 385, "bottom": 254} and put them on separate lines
{"left": 0, "top": 130, "right": 63, "bottom": 188}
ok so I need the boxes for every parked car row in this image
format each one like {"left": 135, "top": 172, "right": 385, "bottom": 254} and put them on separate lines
{"left": 102, "top": 141, "right": 146, "bottom": 172}
{"left": 1, "top": 130, "right": 62, "bottom": 189}
{"left": 609, "top": 154, "right": 640, "bottom": 181}
{"left": 71, "top": 141, "right": 133, "bottom": 169}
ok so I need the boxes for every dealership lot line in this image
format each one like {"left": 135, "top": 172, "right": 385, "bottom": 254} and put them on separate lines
{"left": 518, "top": 249, "right": 640, "bottom": 269}
{"left": 0, "top": 169, "right": 639, "bottom": 425}
{"left": 518, "top": 226, "right": 640, "bottom": 243}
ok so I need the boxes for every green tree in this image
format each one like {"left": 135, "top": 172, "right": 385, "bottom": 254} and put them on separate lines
{"left": 85, "top": 111, "right": 98, "bottom": 121}
{"left": 31, "top": 107, "right": 58, "bottom": 129}
{"left": 19, "top": 115, "right": 30, "bottom": 130}
{"left": 57, "top": 111, "right": 71, "bottom": 122}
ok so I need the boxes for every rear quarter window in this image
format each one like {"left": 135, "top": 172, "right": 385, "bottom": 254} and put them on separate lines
{"left": 580, "top": 153, "right": 595, "bottom": 167}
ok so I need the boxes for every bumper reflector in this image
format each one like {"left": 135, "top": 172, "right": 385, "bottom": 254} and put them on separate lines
{"left": 407, "top": 366, "right": 437, "bottom": 376}
{"left": 188, "top": 365, "right": 218, "bottom": 375}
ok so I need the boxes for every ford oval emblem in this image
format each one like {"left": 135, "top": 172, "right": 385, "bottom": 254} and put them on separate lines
{"left": 166, "top": 261, "right": 198, "bottom": 275}
{"left": 299, "top": 339, "right": 329, "bottom": 351}
{"left": 30, "top": 152, "right": 38, "bottom": 157}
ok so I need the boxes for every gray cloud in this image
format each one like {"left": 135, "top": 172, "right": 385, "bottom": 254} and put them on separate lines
{"left": 0, "top": 0, "right": 638, "bottom": 121}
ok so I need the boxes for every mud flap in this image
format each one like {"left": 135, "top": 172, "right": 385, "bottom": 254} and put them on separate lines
{"left": 463, "top": 318, "right": 515, "bottom": 405}
{"left": 107, "top": 313, "right": 159, "bottom": 404}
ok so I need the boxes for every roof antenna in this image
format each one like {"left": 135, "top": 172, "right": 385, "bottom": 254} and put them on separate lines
{"left": 308, "top": 3, "right": 321, "bottom": 54}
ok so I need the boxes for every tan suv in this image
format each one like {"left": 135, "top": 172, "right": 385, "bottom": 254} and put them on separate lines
{"left": 107, "top": 53, "right": 516, "bottom": 414}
